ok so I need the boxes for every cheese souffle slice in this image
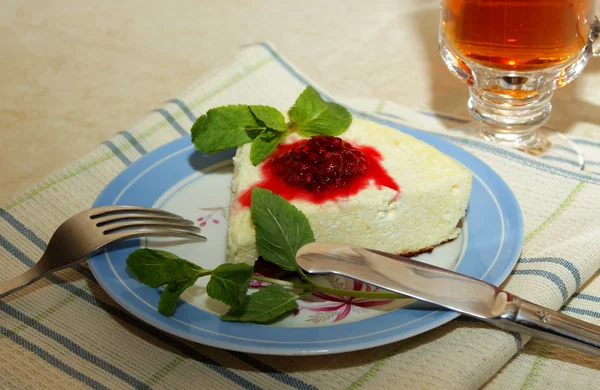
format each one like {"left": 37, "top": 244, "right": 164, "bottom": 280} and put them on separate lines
{"left": 227, "top": 117, "right": 472, "bottom": 265}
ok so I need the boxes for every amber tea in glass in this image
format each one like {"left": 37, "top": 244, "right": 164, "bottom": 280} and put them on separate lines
{"left": 439, "top": 0, "right": 600, "bottom": 152}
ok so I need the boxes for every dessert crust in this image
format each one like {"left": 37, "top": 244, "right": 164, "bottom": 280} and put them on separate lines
{"left": 397, "top": 236, "right": 456, "bottom": 258}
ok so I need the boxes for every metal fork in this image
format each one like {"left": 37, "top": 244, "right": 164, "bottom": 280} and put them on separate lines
{"left": 0, "top": 205, "right": 206, "bottom": 298}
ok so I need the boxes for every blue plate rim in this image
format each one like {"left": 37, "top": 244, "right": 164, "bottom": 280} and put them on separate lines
{"left": 88, "top": 119, "right": 524, "bottom": 355}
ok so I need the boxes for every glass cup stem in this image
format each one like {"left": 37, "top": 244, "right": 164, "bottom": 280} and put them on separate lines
{"left": 468, "top": 87, "right": 553, "bottom": 151}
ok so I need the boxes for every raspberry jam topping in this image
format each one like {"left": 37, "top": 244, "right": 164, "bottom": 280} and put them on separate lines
{"left": 239, "top": 136, "right": 399, "bottom": 206}
{"left": 271, "top": 136, "right": 367, "bottom": 192}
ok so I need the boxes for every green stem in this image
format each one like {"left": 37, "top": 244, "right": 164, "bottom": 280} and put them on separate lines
{"left": 252, "top": 275, "right": 299, "bottom": 288}
{"left": 252, "top": 275, "right": 408, "bottom": 300}
{"left": 297, "top": 267, "right": 316, "bottom": 286}
{"left": 312, "top": 284, "right": 408, "bottom": 300}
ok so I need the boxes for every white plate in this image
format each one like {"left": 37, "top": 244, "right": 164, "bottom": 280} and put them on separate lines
{"left": 89, "top": 119, "right": 523, "bottom": 355}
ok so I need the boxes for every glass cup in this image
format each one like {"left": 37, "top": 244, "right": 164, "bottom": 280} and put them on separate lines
{"left": 439, "top": 0, "right": 600, "bottom": 154}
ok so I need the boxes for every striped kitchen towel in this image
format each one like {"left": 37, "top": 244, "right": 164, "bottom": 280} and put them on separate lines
{"left": 1, "top": 42, "right": 600, "bottom": 389}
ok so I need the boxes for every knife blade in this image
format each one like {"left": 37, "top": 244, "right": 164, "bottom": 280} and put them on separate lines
{"left": 296, "top": 242, "right": 600, "bottom": 357}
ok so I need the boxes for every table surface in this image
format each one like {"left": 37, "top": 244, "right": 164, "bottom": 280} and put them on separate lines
{"left": 1, "top": 0, "right": 599, "bottom": 205}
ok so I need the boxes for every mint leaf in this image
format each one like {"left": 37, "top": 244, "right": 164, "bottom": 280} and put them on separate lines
{"left": 190, "top": 114, "right": 207, "bottom": 141}
{"left": 126, "top": 249, "right": 204, "bottom": 288}
{"left": 289, "top": 86, "right": 352, "bottom": 136}
{"left": 206, "top": 263, "right": 253, "bottom": 307}
{"left": 250, "top": 105, "right": 287, "bottom": 132}
{"left": 221, "top": 285, "right": 299, "bottom": 323}
{"left": 250, "top": 129, "right": 287, "bottom": 165}
{"left": 250, "top": 188, "right": 315, "bottom": 271}
{"left": 158, "top": 278, "right": 198, "bottom": 316}
{"left": 191, "top": 105, "right": 261, "bottom": 154}
{"left": 126, "top": 249, "right": 210, "bottom": 316}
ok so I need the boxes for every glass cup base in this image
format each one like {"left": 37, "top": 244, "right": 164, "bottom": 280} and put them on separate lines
{"left": 478, "top": 126, "right": 551, "bottom": 155}
{"left": 449, "top": 122, "right": 585, "bottom": 169}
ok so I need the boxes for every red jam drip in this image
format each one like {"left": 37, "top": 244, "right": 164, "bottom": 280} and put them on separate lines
{"left": 239, "top": 137, "right": 400, "bottom": 207}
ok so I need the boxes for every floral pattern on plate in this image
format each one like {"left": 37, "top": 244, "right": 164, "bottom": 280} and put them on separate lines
{"left": 294, "top": 276, "right": 394, "bottom": 323}
{"left": 197, "top": 206, "right": 228, "bottom": 227}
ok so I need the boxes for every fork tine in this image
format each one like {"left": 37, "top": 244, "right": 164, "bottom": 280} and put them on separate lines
{"left": 102, "top": 221, "right": 201, "bottom": 235}
{"left": 89, "top": 206, "right": 181, "bottom": 220}
{"left": 107, "top": 227, "right": 207, "bottom": 242}
{"left": 94, "top": 213, "right": 195, "bottom": 227}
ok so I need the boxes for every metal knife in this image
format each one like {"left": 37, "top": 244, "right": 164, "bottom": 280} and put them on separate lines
{"left": 296, "top": 242, "right": 600, "bottom": 357}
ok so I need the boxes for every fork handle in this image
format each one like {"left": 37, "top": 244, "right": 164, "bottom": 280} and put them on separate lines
{"left": 0, "top": 259, "right": 49, "bottom": 298}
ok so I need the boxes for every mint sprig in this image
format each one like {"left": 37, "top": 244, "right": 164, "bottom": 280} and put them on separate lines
{"left": 191, "top": 87, "right": 352, "bottom": 165}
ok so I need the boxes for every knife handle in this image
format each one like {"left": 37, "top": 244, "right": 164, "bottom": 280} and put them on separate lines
{"left": 491, "top": 296, "right": 600, "bottom": 357}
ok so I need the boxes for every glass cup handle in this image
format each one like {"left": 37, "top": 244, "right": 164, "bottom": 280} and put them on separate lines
{"left": 593, "top": 16, "right": 600, "bottom": 56}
